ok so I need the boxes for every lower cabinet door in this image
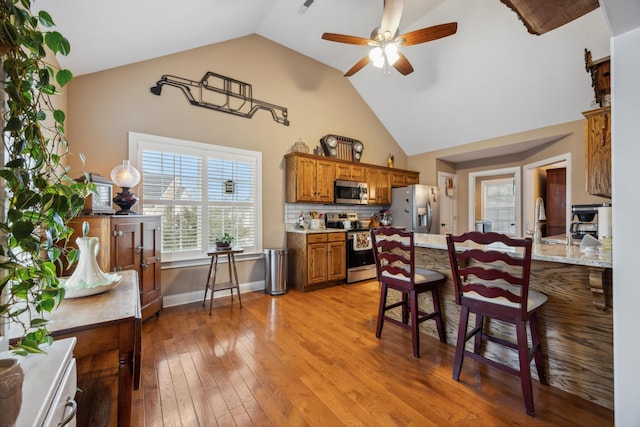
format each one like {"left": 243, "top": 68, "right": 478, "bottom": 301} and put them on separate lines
{"left": 327, "top": 241, "right": 346, "bottom": 280}
{"left": 307, "top": 243, "right": 328, "bottom": 284}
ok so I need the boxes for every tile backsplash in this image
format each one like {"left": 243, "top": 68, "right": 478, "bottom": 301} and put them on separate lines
{"left": 284, "top": 203, "right": 388, "bottom": 224}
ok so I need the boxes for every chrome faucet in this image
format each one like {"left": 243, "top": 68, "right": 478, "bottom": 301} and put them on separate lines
{"left": 533, "top": 197, "right": 546, "bottom": 244}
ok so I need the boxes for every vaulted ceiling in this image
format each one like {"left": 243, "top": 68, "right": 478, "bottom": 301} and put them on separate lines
{"left": 37, "top": 0, "right": 613, "bottom": 156}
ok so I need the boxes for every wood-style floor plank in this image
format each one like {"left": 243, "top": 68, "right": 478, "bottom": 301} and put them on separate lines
{"left": 130, "top": 280, "right": 614, "bottom": 426}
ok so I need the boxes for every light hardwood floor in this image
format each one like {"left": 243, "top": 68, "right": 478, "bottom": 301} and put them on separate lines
{"left": 128, "top": 280, "right": 613, "bottom": 426}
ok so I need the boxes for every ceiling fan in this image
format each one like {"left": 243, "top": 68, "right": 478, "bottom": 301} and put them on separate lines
{"left": 321, "top": 0, "right": 457, "bottom": 76}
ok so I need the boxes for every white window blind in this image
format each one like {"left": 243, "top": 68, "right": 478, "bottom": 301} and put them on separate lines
{"left": 482, "top": 178, "right": 516, "bottom": 236}
{"left": 129, "top": 132, "right": 262, "bottom": 261}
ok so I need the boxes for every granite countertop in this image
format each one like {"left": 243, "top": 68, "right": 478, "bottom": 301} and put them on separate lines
{"left": 414, "top": 233, "right": 612, "bottom": 269}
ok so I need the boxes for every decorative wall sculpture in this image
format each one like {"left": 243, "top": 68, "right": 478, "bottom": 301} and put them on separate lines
{"left": 150, "top": 71, "right": 289, "bottom": 126}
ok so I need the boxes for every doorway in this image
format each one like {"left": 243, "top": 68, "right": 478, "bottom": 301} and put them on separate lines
{"left": 523, "top": 153, "right": 571, "bottom": 237}
{"left": 469, "top": 167, "right": 521, "bottom": 236}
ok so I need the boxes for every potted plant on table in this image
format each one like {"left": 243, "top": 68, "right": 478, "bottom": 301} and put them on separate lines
{"left": 0, "top": 0, "right": 91, "bottom": 355}
{"left": 215, "top": 232, "right": 234, "bottom": 250}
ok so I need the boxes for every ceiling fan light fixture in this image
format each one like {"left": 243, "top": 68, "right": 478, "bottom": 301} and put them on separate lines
{"left": 384, "top": 43, "right": 399, "bottom": 65}
{"left": 369, "top": 46, "right": 385, "bottom": 68}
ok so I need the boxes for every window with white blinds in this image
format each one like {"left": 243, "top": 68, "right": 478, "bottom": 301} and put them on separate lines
{"left": 128, "top": 132, "right": 262, "bottom": 261}
{"left": 482, "top": 178, "right": 516, "bottom": 236}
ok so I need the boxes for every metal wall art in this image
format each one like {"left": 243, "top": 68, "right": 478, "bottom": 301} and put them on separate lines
{"left": 150, "top": 71, "right": 289, "bottom": 126}
{"left": 320, "top": 134, "right": 364, "bottom": 162}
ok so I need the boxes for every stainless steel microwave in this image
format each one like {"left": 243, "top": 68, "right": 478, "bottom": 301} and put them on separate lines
{"left": 334, "top": 180, "right": 368, "bottom": 205}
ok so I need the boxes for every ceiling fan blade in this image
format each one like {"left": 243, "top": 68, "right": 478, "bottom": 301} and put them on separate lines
{"left": 322, "top": 33, "right": 372, "bottom": 46}
{"left": 392, "top": 52, "right": 414, "bottom": 75}
{"left": 399, "top": 22, "right": 458, "bottom": 46}
{"left": 380, "top": 0, "right": 405, "bottom": 38}
{"left": 344, "top": 55, "right": 372, "bottom": 77}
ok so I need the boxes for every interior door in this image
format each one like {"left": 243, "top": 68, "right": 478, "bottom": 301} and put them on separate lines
{"left": 545, "top": 168, "right": 567, "bottom": 236}
{"left": 438, "top": 172, "right": 456, "bottom": 235}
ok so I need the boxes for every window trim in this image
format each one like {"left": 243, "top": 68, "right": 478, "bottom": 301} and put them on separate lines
{"left": 128, "top": 131, "right": 263, "bottom": 262}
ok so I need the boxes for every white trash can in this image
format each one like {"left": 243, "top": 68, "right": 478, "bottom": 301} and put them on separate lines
{"left": 264, "top": 248, "right": 287, "bottom": 295}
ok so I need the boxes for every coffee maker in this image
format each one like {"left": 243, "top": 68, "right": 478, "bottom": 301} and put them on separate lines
{"left": 570, "top": 204, "right": 607, "bottom": 240}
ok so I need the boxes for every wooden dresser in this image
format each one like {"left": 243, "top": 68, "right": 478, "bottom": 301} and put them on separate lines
{"left": 66, "top": 215, "right": 162, "bottom": 321}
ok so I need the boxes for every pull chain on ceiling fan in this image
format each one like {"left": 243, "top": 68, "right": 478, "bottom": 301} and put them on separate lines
{"left": 321, "top": 0, "right": 458, "bottom": 76}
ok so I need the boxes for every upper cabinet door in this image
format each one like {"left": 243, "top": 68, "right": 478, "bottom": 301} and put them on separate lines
{"left": 583, "top": 108, "right": 611, "bottom": 198}
{"left": 315, "top": 160, "right": 335, "bottom": 203}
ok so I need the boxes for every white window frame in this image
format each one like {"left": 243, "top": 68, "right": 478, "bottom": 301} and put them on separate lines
{"left": 128, "top": 132, "right": 262, "bottom": 263}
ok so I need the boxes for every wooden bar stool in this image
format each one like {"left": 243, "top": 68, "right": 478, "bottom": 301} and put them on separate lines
{"left": 203, "top": 248, "right": 244, "bottom": 315}
{"left": 446, "top": 231, "right": 548, "bottom": 416}
{"left": 371, "top": 227, "right": 446, "bottom": 358}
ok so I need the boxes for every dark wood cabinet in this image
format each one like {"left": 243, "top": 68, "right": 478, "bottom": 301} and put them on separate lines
{"left": 545, "top": 168, "right": 566, "bottom": 237}
{"left": 67, "top": 215, "right": 162, "bottom": 321}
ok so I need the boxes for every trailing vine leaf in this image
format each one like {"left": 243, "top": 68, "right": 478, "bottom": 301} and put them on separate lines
{"left": 1, "top": 0, "right": 91, "bottom": 354}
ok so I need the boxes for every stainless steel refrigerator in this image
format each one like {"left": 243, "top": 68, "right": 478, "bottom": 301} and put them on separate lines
{"left": 390, "top": 184, "right": 440, "bottom": 234}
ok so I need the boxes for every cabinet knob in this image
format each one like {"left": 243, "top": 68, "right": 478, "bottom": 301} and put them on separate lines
{"left": 135, "top": 244, "right": 143, "bottom": 254}
{"left": 140, "top": 262, "right": 148, "bottom": 270}
{"left": 113, "top": 230, "right": 123, "bottom": 237}
{"left": 114, "top": 266, "right": 123, "bottom": 272}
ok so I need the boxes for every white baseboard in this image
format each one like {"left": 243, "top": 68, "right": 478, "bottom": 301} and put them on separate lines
{"left": 162, "top": 280, "right": 266, "bottom": 308}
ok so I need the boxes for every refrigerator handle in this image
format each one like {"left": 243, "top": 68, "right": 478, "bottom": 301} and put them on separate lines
{"left": 426, "top": 200, "right": 433, "bottom": 233}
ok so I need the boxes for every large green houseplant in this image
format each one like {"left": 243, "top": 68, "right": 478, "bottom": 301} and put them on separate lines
{"left": 0, "top": 0, "right": 90, "bottom": 354}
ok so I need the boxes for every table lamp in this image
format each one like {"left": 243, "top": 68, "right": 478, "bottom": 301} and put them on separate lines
{"left": 111, "top": 160, "right": 140, "bottom": 215}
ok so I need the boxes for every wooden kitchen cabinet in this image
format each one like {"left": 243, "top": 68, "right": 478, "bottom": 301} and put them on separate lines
{"left": 583, "top": 107, "right": 611, "bottom": 198}
{"left": 67, "top": 215, "right": 162, "bottom": 321}
{"left": 286, "top": 231, "right": 346, "bottom": 292}
{"left": 335, "top": 162, "right": 366, "bottom": 182}
{"left": 390, "top": 169, "right": 419, "bottom": 187}
{"left": 285, "top": 154, "right": 335, "bottom": 203}
{"left": 366, "top": 166, "right": 391, "bottom": 205}
{"left": 327, "top": 236, "right": 346, "bottom": 281}
{"left": 285, "top": 153, "right": 418, "bottom": 205}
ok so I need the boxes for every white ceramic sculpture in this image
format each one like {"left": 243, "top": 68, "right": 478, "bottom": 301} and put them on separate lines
{"left": 61, "top": 222, "right": 121, "bottom": 298}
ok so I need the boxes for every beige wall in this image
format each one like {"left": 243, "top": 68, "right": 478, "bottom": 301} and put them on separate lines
{"left": 63, "top": 34, "right": 407, "bottom": 298}
{"left": 409, "top": 119, "right": 611, "bottom": 233}
{"left": 62, "top": 34, "right": 610, "bottom": 299}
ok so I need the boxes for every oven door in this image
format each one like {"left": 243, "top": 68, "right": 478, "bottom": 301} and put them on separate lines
{"left": 346, "top": 231, "right": 377, "bottom": 283}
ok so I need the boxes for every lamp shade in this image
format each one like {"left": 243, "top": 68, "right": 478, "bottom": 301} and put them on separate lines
{"left": 110, "top": 160, "right": 140, "bottom": 189}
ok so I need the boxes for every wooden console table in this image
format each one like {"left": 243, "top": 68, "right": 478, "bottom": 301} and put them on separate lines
{"left": 46, "top": 270, "right": 141, "bottom": 426}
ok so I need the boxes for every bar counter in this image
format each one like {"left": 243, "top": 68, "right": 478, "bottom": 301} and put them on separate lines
{"left": 410, "top": 234, "right": 613, "bottom": 410}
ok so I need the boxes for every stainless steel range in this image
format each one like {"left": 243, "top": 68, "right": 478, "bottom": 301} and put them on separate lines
{"left": 325, "top": 212, "right": 377, "bottom": 283}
